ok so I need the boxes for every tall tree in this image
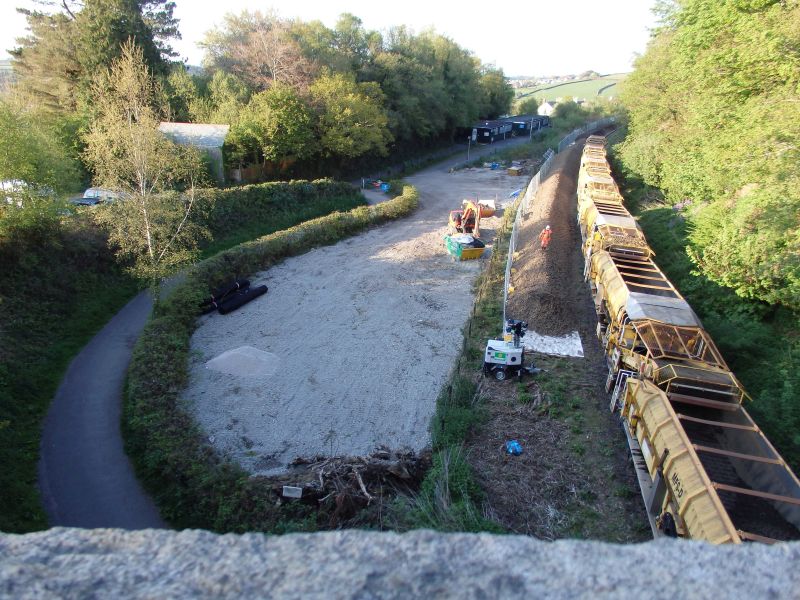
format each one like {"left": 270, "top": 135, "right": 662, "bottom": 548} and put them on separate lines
{"left": 0, "top": 96, "right": 79, "bottom": 195}
{"left": 477, "top": 65, "right": 513, "bottom": 119}
{"left": 12, "top": 0, "right": 179, "bottom": 112}
{"left": 309, "top": 73, "right": 391, "bottom": 159}
{"left": 201, "top": 11, "right": 313, "bottom": 91}
{"left": 619, "top": 0, "right": 800, "bottom": 308}
{"left": 83, "top": 41, "right": 207, "bottom": 288}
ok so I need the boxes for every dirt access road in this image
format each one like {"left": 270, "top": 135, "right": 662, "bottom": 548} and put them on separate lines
{"left": 184, "top": 144, "right": 535, "bottom": 475}
{"left": 465, "top": 141, "right": 649, "bottom": 541}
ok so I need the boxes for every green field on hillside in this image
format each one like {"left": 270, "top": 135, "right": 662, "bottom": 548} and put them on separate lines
{"left": 515, "top": 74, "right": 627, "bottom": 102}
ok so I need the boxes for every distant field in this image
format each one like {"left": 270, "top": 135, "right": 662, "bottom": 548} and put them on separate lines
{"left": 515, "top": 73, "right": 628, "bottom": 102}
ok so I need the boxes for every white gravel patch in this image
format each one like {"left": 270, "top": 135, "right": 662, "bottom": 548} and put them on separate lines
{"left": 524, "top": 331, "right": 584, "bottom": 358}
{"left": 184, "top": 163, "right": 526, "bottom": 475}
{"left": 205, "top": 346, "right": 280, "bottom": 378}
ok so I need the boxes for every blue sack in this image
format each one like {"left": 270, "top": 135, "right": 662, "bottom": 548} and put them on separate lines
{"left": 505, "top": 440, "right": 523, "bottom": 455}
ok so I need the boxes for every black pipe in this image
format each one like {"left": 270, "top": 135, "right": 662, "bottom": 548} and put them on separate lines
{"left": 218, "top": 285, "right": 268, "bottom": 315}
{"left": 199, "top": 279, "right": 250, "bottom": 307}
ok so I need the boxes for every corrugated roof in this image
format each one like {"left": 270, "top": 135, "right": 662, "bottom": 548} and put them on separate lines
{"left": 158, "top": 122, "right": 230, "bottom": 148}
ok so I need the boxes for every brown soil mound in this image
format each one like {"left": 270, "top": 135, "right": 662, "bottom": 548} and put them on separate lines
{"left": 506, "top": 156, "right": 587, "bottom": 337}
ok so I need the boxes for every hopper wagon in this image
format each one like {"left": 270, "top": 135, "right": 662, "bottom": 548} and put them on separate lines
{"left": 576, "top": 136, "right": 800, "bottom": 543}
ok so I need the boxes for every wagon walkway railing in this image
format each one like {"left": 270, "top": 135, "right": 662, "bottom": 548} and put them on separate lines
{"left": 501, "top": 117, "right": 616, "bottom": 326}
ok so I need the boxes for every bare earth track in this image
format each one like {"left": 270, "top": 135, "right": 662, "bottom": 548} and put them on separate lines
{"left": 465, "top": 142, "right": 649, "bottom": 541}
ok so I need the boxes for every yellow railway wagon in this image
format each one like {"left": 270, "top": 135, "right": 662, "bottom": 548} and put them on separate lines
{"left": 622, "top": 379, "right": 800, "bottom": 542}
{"left": 622, "top": 378, "right": 740, "bottom": 542}
{"left": 580, "top": 155, "right": 611, "bottom": 171}
{"left": 579, "top": 136, "right": 800, "bottom": 543}
{"left": 582, "top": 146, "right": 606, "bottom": 161}
{"left": 588, "top": 250, "right": 746, "bottom": 404}
{"left": 585, "top": 135, "right": 607, "bottom": 149}
{"left": 578, "top": 199, "right": 651, "bottom": 263}
{"left": 578, "top": 176, "right": 620, "bottom": 205}
{"left": 579, "top": 164, "right": 613, "bottom": 184}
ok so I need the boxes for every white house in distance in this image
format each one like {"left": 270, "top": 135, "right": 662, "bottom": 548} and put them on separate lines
{"left": 538, "top": 101, "right": 555, "bottom": 117}
{"left": 158, "top": 122, "right": 230, "bottom": 184}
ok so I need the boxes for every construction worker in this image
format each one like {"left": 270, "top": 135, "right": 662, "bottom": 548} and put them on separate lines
{"left": 538, "top": 225, "right": 552, "bottom": 249}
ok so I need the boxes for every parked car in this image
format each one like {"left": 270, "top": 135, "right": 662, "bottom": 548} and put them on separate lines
{"left": 80, "top": 187, "right": 120, "bottom": 204}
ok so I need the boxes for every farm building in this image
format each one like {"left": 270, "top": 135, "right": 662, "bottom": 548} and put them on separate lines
{"left": 158, "top": 122, "right": 230, "bottom": 184}
{"left": 538, "top": 101, "right": 556, "bottom": 117}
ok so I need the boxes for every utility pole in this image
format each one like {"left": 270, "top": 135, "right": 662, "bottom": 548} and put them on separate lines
{"left": 529, "top": 117, "right": 534, "bottom": 141}
{"left": 467, "top": 136, "right": 471, "bottom": 162}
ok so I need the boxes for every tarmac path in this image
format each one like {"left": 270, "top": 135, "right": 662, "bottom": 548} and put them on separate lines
{"left": 35, "top": 134, "right": 535, "bottom": 527}
{"left": 38, "top": 292, "right": 167, "bottom": 529}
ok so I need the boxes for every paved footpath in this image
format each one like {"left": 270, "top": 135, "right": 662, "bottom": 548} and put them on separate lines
{"left": 38, "top": 291, "right": 166, "bottom": 529}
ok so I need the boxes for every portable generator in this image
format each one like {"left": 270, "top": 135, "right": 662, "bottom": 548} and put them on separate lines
{"left": 483, "top": 319, "right": 540, "bottom": 381}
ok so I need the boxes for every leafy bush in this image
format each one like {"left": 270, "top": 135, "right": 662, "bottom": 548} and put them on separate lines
{"left": 123, "top": 185, "right": 419, "bottom": 531}
{"left": 619, "top": 0, "right": 800, "bottom": 308}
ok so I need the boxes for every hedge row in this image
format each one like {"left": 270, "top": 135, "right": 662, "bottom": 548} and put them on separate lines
{"left": 123, "top": 185, "right": 419, "bottom": 532}
{"left": 195, "top": 179, "right": 362, "bottom": 239}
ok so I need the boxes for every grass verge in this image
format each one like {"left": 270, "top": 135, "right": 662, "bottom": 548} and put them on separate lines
{"left": 123, "top": 185, "right": 420, "bottom": 532}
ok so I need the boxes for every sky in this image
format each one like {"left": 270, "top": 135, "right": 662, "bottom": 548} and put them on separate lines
{"left": 1, "top": 0, "right": 660, "bottom": 76}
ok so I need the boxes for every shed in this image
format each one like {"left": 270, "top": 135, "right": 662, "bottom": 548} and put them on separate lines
{"left": 472, "top": 120, "right": 513, "bottom": 144}
{"left": 158, "top": 122, "right": 230, "bottom": 184}
{"left": 508, "top": 114, "right": 546, "bottom": 135}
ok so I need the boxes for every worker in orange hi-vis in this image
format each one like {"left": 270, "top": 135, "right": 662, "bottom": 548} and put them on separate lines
{"left": 538, "top": 225, "right": 552, "bottom": 249}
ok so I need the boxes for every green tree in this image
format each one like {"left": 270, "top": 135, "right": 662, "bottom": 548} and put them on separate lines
{"left": 309, "top": 73, "right": 392, "bottom": 159}
{"left": 619, "top": 0, "right": 800, "bottom": 308}
{"left": 12, "top": 0, "right": 178, "bottom": 112}
{"left": 477, "top": 65, "right": 513, "bottom": 119}
{"left": 516, "top": 96, "right": 540, "bottom": 115}
{"left": 164, "top": 65, "right": 200, "bottom": 122}
{"left": 226, "top": 84, "right": 315, "bottom": 168}
{"left": 83, "top": 42, "right": 207, "bottom": 288}
{"left": 0, "top": 96, "right": 79, "bottom": 195}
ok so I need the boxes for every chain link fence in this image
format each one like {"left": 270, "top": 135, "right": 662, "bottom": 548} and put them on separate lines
{"left": 501, "top": 117, "right": 616, "bottom": 326}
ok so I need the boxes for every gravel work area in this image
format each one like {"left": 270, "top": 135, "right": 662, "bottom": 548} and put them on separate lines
{"left": 184, "top": 162, "right": 526, "bottom": 475}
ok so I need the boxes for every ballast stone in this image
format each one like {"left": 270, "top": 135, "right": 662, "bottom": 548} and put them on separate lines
{"left": 1, "top": 528, "right": 798, "bottom": 599}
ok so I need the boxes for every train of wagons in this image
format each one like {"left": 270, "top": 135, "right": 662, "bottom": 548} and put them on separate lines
{"left": 578, "top": 135, "right": 800, "bottom": 544}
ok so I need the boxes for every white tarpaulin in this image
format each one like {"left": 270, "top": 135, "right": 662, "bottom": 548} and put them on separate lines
{"left": 525, "top": 330, "right": 584, "bottom": 358}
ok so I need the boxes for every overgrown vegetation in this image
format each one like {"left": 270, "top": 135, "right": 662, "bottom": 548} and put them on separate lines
{"left": 0, "top": 179, "right": 366, "bottom": 532}
{"left": 609, "top": 145, "right": 800, "bottom": 472}
{"left": 122, "top": 185, "right": 419, "bottom": 531}
{"left": 619, "top": 0, "right": 800, "bottom": 309}
{"left": 0, "top": 210, "right": 139, "bottom": 532}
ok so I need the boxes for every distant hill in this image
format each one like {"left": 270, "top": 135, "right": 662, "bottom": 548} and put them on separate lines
{"left": 515, "top": 73, "right": 628, "bottom": 102}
